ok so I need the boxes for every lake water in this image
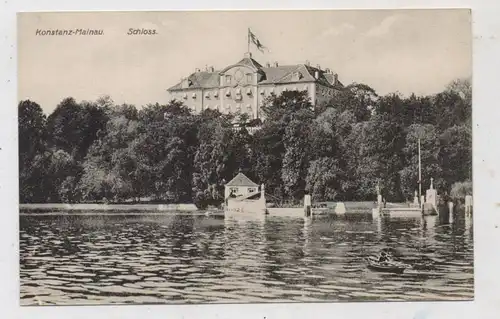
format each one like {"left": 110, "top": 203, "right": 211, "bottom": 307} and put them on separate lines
{"left": 19, "top": 211, "right": 473, "bottom": 305}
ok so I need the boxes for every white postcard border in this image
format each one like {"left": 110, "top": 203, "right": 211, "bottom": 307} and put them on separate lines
{"left": 1, "top": 1, "right": 499, "bottom": 318}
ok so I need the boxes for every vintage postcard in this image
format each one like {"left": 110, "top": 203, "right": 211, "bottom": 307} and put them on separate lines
{"left": 18, "top": 9, "right": 473, "bottom": 306}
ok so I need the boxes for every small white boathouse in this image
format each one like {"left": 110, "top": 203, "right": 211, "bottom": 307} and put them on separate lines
{"left": 224, "top": 173, "right": 267, "bottom": 215}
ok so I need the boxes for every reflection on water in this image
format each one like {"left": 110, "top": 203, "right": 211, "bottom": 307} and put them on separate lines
{"left": 20, "top": 211, "right": 473, "bottom": 305}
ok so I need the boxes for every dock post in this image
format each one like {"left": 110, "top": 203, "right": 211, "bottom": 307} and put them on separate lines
{"left": 304, "top": 194, "right": 311, "bottom": 217}
{"left": 448, "top": 201, "right": 454, "bottom": 224}
{"left": 377, "top": 194, "right": 382, "bottom": 206}
{"left": 335, "top": 202, "right": 346, "bottom": 215}
{"left": 465, "top": 195, "right": 473, "bottom": 216}
{"left": 425, "top": 177, "right": 437, "bottom": 214}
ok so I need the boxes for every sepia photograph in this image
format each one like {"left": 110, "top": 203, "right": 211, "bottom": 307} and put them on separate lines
{"left": 17, "top": 9, "right": 473, "bottom": 306}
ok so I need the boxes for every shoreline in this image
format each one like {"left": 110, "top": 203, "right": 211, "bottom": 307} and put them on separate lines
{"left": 19, "top": 201, "right": 377, "bottom": 211}
{"left": 19, "top": 201, "right": 423, "bottom": 217}
{"left": 19, "top": 203, "right": 199, "bottom": 212}
{"left": 19, "top": 211, "right": 226, "bottom": 217}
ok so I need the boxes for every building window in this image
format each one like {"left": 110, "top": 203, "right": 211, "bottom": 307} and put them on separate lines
{"left": 225, "top": 75, "right": 231, "bottom": 84}
{"left": 246, "top": 74, "right": 252, "bottom": 82}
{"left": 246, "top": 88, "right": 252, "bottom": 95}
{"left": 214, "top": 91, "right": 219, "bottom": 98}
{"left": 205, "top": 92, "right": 210, "bottom": 98}
{"left": 182, "top": 79, "right": 192, "bottom": 89}
{"left": 230, "top": 187, "right": 238, "bottom": 193}
{"left": 225, "top": 89, "right": 231, "bottom": 97}
{"left": 248, "top": 188, "right": 255, "bottom": 193}
{"left": 235, "top": 88, "right": 242, "bottom": 101}
{"left": 291, "top": 72, "right": 302, "bottom": 81}
{"left": 183, "top": 93, "right": 188, "bottom": 99}
{"left": 260, "top": 89, "right": 265, "bottom": 95}
{"left": 192, "top": 93, "right": 197, "bottom": 99}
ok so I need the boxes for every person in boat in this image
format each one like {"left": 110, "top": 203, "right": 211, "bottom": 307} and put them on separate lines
{"left": 377, "top": 251, "right": 392, "bottom": 263}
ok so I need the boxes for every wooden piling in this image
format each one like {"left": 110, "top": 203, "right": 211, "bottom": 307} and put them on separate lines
{"left": 304, "top": 194, "right": 311, "bottom": 217}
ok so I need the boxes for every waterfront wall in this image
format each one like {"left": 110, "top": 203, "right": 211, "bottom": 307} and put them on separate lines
{"left": 226, "top": 199, "right": 266, "bottom": 214}
{"left": 19, "top": 203, "right": 199, "bottom": 212}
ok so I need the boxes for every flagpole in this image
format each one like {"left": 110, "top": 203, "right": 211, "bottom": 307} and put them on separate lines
{"left": 418, "top": 138, "right": 422, "bottom": 207}
{"left": 247, "top": 28, "right": 250, "bottom": 53}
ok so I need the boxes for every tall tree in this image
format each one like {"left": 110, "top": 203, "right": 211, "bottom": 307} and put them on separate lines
{"left": 399, "top": 124, "right": 442, "bottom": 200}
{"left": 191, "top": 113, "right": 234, "bottom": 208}
{"left": 306, "top": 157, "right": 342, "bottom": 202}
{"left": 431, "top": 90, "right": 471, "bottom": 132}
{"left": 46, "top": 97, "right": 108, "bottom": 161}
{"left": 78, "top": 105, "right": 140, "bottom": 202}
{"left": 439, "top": 124, "right": 472, "bottom": 190}
{"left": 131, "top": 101, "right": 196, "bottom": 202}
{"left": 321, "top": 83, "right": 377, "bottom": 122}
{"left": 257, "top": 91, "right": 315, "bottom": 202}
{"left": 18, "top": 100, "right": 46, "bottom": 165}
{"left": 344, "top": 112, "right": 404, "bottom": 201}
{"left": 18, "top": 100, "right": 47, "bottom": 202}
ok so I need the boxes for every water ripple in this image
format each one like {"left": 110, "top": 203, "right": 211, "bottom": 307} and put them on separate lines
{"left": 20, "top": 212, "right": 473, "bottom": 305}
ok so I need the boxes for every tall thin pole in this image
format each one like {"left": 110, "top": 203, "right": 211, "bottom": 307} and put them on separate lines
{"left": 247, "top": 28, "right": 250, "bottom": 53}
{"left": 418, "top": 138, "right": 422, "bottom": 206}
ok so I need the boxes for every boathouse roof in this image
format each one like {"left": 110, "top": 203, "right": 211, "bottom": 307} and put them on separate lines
{"left": 225, "top": 173, "right": 258, "bottom": 187}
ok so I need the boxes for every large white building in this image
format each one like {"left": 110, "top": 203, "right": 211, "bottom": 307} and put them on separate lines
{"left": 167, "top": 52, "right": 344, "bottom": 119}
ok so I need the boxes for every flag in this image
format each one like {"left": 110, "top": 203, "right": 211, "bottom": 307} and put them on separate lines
{"left": 248, "top": 28, "right": 268, "bottom": 53}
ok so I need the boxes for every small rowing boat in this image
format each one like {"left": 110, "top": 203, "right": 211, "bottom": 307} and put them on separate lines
{"left": 366, "top": 256, "right": 409, "bottom": 274}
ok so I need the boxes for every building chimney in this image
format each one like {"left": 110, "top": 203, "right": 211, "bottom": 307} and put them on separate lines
{"left": 305, "top": 60, "right": 310, "bottom": 66}
{"left": 274, "top": 61, "right": 279, "bottom": 67}
{"left": 325, "top": 68, "right": 331, "bottom": 74}
{"left": 195, "top": 68, "right": 201, "bottom": 73}
{"left": 316, "top": 64, "right": 321, "bottom": 70}
{"left": 266, "top": 62, "right": 271, "bottom": 68}
{"left": 334, "top": 73, "right": 338, "bottom": 83}
{"left": 208, "top": 66, "right": 215, "bottom": 72}
{"left": 314, "top": 71, "right": 319, "bottom": 79}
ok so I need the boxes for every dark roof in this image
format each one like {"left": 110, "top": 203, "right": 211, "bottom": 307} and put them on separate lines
{"left": 235, "top": 57, "right": 263, "bottom": 70}
{"left": 259, "top": 65, "right": 302, "bottom": 84}
{"left": 168, "top": 71, "right": 220, "bottom": 91}
{"left": 324, "top": 73, "right": 345, "bottom": 89}
{"left": 168, "top": 55, "right": 343, "bottom": 91}
{"left": 225, "top": 173, "right": 258, "bottom": 187}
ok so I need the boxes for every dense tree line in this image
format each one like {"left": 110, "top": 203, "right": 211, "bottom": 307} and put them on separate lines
{"left": 19, "top": 78, "right": 472, "bottom": 207}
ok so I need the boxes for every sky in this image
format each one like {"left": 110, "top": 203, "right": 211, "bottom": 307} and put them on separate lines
{"left": 18, "top": 9, "right": 472, "bottom": 114}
